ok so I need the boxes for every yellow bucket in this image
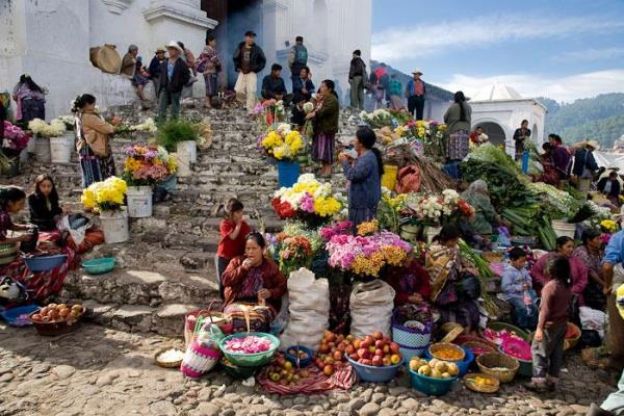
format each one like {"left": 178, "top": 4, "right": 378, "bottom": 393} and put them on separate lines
{"left": 381, "top": 165, "right": 399, "bottom": 191}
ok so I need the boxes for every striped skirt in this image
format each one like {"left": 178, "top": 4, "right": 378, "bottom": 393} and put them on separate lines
{"left": 79, "top": 145, "right": 116, "bottom": 188}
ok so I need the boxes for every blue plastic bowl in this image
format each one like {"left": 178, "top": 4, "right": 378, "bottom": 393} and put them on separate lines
{"left": 24, "top": 254, "right": 67, "bottom": 273}
{"left": 399, "top": 344, "right": 427, "bottom": 364}
{"left": 424, "top": 346, "right": 474, "bottom": 377}
{"left": 82, "top": 257, "right": 116, "bottom": 275}
{"left": 346, "top": 355, "right": 403, "bottom": 383}
{"left": 0, "top": 304, "right": 40, "bottom": 327}
{"left": 409, "top": 367, "right": 458, "bottom": 396}
{"left": 285, "top": 345, "right": 314, "bottom": 368}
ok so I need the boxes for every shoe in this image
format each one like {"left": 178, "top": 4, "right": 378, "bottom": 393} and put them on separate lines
{"left": 586, "top": 403, "right": 615, "bottom": 416}
{"left": 524, "top": 381, "right": 548, "bottom": 393}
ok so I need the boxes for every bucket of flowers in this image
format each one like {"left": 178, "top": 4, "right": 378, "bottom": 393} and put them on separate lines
{"left": 271, "top": 174, "right": 344, "bottom": 228}
{"left": 28, "top": 118, "right": 67, "bottom": 163}
{"left": 260, "top": 124, "right": 305, "bottom": 188}
{"left": 122, "top": 144, "right": 177, "bottom": 218}
{"left": 81, "top": 177, "right": 129, "bottom": 244}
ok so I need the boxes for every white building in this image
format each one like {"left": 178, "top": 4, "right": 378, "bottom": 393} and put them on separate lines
{"left": 0, "top": 0, "right": 372, "bottom": 118}
{"left": 469, "top": 84, "right": 547, "bottom": 156}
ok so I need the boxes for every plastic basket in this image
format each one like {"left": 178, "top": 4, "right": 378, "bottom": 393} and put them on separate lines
{"left": 285, "top": 345, "right": 314, "bottom": 368}
{"left": 277, "top": 161, "right": 300, "bottom": 188}
{"left": 218, "top": 332, "right": 280, "bottom": 367}
{"left": 82, "top": 257, "right": 116, "bottom": 275}
{"left": 409, "top": 367, "right": 458, "bottom": 396}
{"left": 392, "top": 323, "right": 431, "bottom": 349}
{"left": 424, "top": 346, "right": 474, "bottom": 377}
{"left": 346, "top": 355, "right": 403, "bottom": 383}
{"left": 428, "top": 342, "right": 465, "bottom": 362}
{"left": 399, "top": 345, "right": 427, "bottom": 364}
{"left": 24, "top": 254, "right": 67, "bottom": 273}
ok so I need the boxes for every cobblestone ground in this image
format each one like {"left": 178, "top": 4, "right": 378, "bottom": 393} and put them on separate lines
{"left": 0, "top": 323, "right": 616, "bottom": 416}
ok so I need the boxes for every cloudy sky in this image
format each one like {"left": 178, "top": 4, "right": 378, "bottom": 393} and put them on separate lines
{"left": 372, "top": 0, "right": 624, "bottom": 102}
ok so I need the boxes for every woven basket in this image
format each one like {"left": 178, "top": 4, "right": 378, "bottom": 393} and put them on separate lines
{"left": 392, "top": 322, "right": 431, "bottom": 349}
{"left": 463, "top": 373, "right": 500, "bottom": 393}
{"left": 154, "top": 348, "right": 184, "bottom": 369}
{"left": 476, "top": 352, "right": 519, "bottom": 383}
{"left": 429, "top": 342, "right": 466, "bottom": 362}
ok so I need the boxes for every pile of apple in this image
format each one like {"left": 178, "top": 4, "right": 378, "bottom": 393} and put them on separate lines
{"left": 314, "top": 330, "right": 351, "bottom": 376}
{"left": 266, "top": 353, "right": 311, "bottom": 385}
{"left": 409, "top": 357, "right": 459, "bottom": 379}
{"left": 348, "top": 331, "right": 402, "bottom": 367}
{"left": 31, "top": 303, "right": 83, "bottom": 323}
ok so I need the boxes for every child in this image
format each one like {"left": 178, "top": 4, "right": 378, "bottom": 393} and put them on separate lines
{"left": 216, "top": 199, "right": 251, "bottom": 298}
{"left": 28, "top": 174, "right": 63, "bottom": 231}
{"left": 501, "top": 247, "right": 538, "bottom": 330}
{"left": 525, "top": 256, "right": 572, "bottom": 392}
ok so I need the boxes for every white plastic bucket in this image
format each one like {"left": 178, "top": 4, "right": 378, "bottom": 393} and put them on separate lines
{"left": 100, "top": 208, "right": 129, "bottom": 244}
{"left": 177, "top": 140, "right": 197, "bottom": 164}
{"left": 35, "top": 137, "right": 51, "bottom": 162}
{"left": 126, "top": 186, "right": 153, "bottom": 218}
{"left": 425, "top": 226, "right": 441, "bottom": 244}
{"left": 552, "top": 219, "right": 575, "bottom": 239}
{"left": 175, "top": 152, "right": 191, "bottom": 177}
{"left": 26, "top": 135, "right": 36, "bottom": 153}
{"left": 50, "top": 133, "right": 74, "bottom": 163}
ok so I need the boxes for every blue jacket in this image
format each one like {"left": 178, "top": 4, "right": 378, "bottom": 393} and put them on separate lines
{"left": 342, "top": 150, "right": 381, "bottom": 210}
{"left": 406, "top": 79, "right": 427, "bottom": 97}
{"left": 501, "top": 263, "right": 533, "bottom": 301}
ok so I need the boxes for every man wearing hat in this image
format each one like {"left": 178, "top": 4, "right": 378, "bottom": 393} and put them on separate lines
{"left": 233, "top": 31, "right": 266, "bottom": 114}
{"left": 348, "top": 50, "right": 367, "bottom": 110}
{"left": 158, "top": 41, "right": 190, "bottom": 122}
{"left": 572, "top": 139, "right": 600, "bottom": 188}
{"left": 148, "top": 47, "right": 166, "bottom": 99}
{"left": 405, "top": 69, "right": 426, "bottom": 120}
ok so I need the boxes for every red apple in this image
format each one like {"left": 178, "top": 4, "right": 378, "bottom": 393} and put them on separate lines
{"left": 333, "top": 351, "right": 342, "bottom": 361}
{"left": 372, "top": 356, "right": 383, "bottom": 367}
{"left": 372, "top": 331, "right": 383, "bottom": 340}
{"left": 364, "top": 335, "right": 375, "bottom": 345}
{"left": 374, "top": 348, "right": 384, "bottom": 357}
{"left": 382, "top": 356, "right": 391, "bottom": 366}
{"left": 345, "top": 345, "right": 355, "bottom": 355}
{"left": 375, "top": 340, "right": 384, "bottom": 349}
{"left": 357, "top": 348, "right": 368, "bottom": 359}
{"left": 361, "top": 359, "right": 372, "bottom": 366}
{"left": 349, "top": 353, "right": 359, "bottom": 361}
{"left": 361, "top": 339, "right": 371, "bottom": 349}
{"left": 390, "top": 342, "right": 401, "bottom": 354}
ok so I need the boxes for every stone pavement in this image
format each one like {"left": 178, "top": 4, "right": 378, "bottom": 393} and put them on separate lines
{"left": 0, "top": 323, "right": 616, "bottom": 416}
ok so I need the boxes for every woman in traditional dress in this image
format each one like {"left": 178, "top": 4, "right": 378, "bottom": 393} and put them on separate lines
{"left": 573, "top": 228, "right": 606, "bottom": 310}
{"left": 12, "top": 74, "right": 46, "bottom": 124}
{"left": 72, "top": 94, "right": 121, "bottom": 188}
{"left": 425, "top": 224, "right": 481, "bottom": 333}
{"left": 339, "top": 126, "right": 383, "bottom": 226}
{"left": 535, "top": 143, "right": 560, "bottom": 186}
{"left": 462, "top": 179, "right": 503, "bottom": 245}
{"left": 443, "top": 91, "right": 472, "bottom": 163}
{"left": 307, "top": 80, "right": 339, "bottom": 176}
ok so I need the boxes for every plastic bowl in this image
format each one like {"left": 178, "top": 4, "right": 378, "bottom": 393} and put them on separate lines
{"left": 424, "top": 346, "right": 474, "bottom": 377}
{"left": 399, "top": 344, "right": 427, "bottom": 364}
{"left": 82, "top": 257, "right": 116, "bottom": 275}
{"left": 284, "top": 345, "right": 314, "bottom": 368}
{"left": 220, "top": 357, "right": 259, "bottom": 379}
{"left": 409, "top": 367, "right": 458, "bottom": 396}
{"left": 345, "top": 355, "right": 403, "bottom": 383}
{"left": 24, "top": 254, "right": 67, "bottom": 273}
{"left": 218, "top": 332, "right": 280, "bottom": 368}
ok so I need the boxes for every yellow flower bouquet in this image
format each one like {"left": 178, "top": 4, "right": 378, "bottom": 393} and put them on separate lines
{"left": 260, "top": 124, "right": 305, "bottom": 161}
{"left": 81, "top": 177, "right": 128, "bottom": 212}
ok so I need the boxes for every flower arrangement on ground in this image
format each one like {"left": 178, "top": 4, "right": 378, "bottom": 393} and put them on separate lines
{"left": 2, "top": 121, "right": 30, "bottom": 152}
{"left": 28, "top": 118, "right": 66, "bottom": 137}
{"left": 260, "top": 124, "right": 305, "bottom": 161}
{"left": 122, "top": 144, "right": 177, "bottom": 186}
{"left": 81, "top": 177, "right": 128, "bottom": 212}
{"left": 271, "top": 174, "right": 344, "bottom": 225}
{"left": 404, "top": 189, "right": 474, "bottom": 226}
{"left": 326, "top": 231, "right": 412, "bottom": 278}
{"left": 359, "top": 109, "right": 393, "bottom": 129}
{"left": 319, "top": 220, "right": 353, "bottom": 241}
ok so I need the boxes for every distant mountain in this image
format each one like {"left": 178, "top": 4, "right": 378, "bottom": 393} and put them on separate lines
{"left": 539, "top": 93, "right": 624, "bottom": 148}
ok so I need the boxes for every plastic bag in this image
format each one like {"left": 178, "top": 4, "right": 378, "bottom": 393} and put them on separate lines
{"left": 181, "top": 323, "right": 223, "bottom": 379}
{"left": 57, "top": 214, "right": 91, "bottom": 246}
{"left": 350, "top": 280, "right": 395, "bottom": 338}
{"left": 579, "top": 306, "right": 607, "bottom": 339}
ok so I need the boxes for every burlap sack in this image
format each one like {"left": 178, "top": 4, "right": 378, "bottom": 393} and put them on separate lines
{"left": 89, "top": 44, "right": 122, "bottom": 74}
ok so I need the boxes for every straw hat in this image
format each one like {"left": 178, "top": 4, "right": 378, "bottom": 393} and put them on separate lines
{"left": 166, "top": 41, "right": 183, "bottom": 53}
{"left": 586, "top": 140, "right": 600, "bottom": 150}
{"left": 412, "top": 69, "right": 423, "bottom": 75}
{"left": 155, "top": 46, "right": 166, "bottom": 53}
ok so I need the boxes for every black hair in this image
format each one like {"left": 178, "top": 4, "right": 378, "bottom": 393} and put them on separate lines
{"left": 542, "top": 142, "right": 552, "bottom": 152}
{"left": 225, "top": 198, "right": 244, "bottom": 217}
{"left": 353, "top": 50, "right": 361, "bottom": 56}
{"left": 548, "top": 133, "right": 562, "bottom": 144}
{"left": 71, "top": 94, "right": 96, "bottom": 113}
{"left": 548, "top": 256, "right": 571, "bottom": 287}
{"left": 556, "top": 236, "right": 574, "bottom": 249}
{"left": 19, "top": 74, "right": 44, "bottom": 94}
{"left": 301, "top": 66, "right": 310, "bottom": 74}
{"left": 581, "top": 228, "right": 602, "bottom": 245}
{"left": 321, "top": 80, "right": 338, "bottom": 100}
{"left": 206, "top": 35, "right": 216, "bottom": 44}
{"left": 509, "top": 247, "right": 527, "bottom": 261}
{"left": 521, "top": 119, "right": 528, "bottom": 126}
{"left": 435, "top": 224, "right": 461, "bottom": 243}
{"left": 177, "top": 41, "right": 185, "bottom": 50}
{"left": 33, "top": 174, "right": 59, "bottom": 208}
{"left": 0, "top": 186, "right": 26, "bottom": 210}
{"left": 454, "top": 91, "right": 467, "bottom": 122}
{"left": 355, "top": 127, "right": 384, "bottom": 177}
{"left": 271, "top": 63, "right": 282, "bottom": 71}
{"left": 246, "top": 231, "right": 266, "bottom": 249}
{"left": 609, "top": 171, "right": 618, "bottom": 178}
{"left": 296, "top": 36, "right": 303, "bottom": 42}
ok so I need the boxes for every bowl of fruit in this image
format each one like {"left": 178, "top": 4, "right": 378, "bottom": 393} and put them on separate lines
{"left": 218, "top": 332, "right": 279, "bottom": 367}
{"left": 463, "top": 372, "right": 500, "bottom": 393}
{"left": 408, "top": 357, "right": 460, "bottom": 396}
{"left": 30, "top": 303, "right": 85, "bottom": 336}
{"left": 285, "top": 345, "right": 314, "bottom": 368}
{"left": 265, "top": 353, "right": 314, "bottom": 386}
{"left": 344, "top": 332, "right": 403, "bottom": 383}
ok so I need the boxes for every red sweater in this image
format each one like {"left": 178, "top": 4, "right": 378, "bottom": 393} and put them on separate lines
{"left": 538, "top": 279, "right": 572, "bottom": 330}
{"left": 217, "top": 220, "right": 251, "bottom": 259}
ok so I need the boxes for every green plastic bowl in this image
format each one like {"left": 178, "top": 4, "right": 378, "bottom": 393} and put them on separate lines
{"left": 486, "top": 321, "right": 530, "bottom": 341}
{"left": 218, "top": 332, "right": 280, "bottom": 368}
{"left": 82, "top": 257, "right": 116, "bottom": 275}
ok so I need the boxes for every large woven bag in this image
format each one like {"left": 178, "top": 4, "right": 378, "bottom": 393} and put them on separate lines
{"left": 181, "top": 323, "right": 224, "bottom": 379}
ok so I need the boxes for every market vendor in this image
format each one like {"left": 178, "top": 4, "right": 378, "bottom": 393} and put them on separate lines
{"left": 461, "top": 180, "right": 503, "bottom": 246}
{"left": 530, "top": 236, "right": 588, "bottom": 305}
{"left": 385, "top": 255, "right": 431, "bottom": 307}
{"left": 573, "top": 228, "right": 606, "bottom": 310}
{"left": 425, "top": 224, "right": 481, "bottom": 333}
{"left": 1, "top": 186, "right": 36, "bottom": 246}
{"left": 534, "top": 143, "right": 560, "bottom": 186}
{"left": 221, "top": 232, "right": 287, "bottom": 314}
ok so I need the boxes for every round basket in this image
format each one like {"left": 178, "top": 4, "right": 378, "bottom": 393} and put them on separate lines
{"left": 486, "top": 321, "right": 530, "bottom": 341}
{"left": 463, "top": 373, "right": 500, "bottom": 394}
{"left": 346, "top": 355, "right": 403, "bottom": 383}
{"left": 154, "top": 348, "right": 184, "bottom": 368}
{"left": 424, "top": 346, "right": 474, "bottom": 377}
{"left": 409, "top": 367, "right": 458, "bottom": 396}
{"left": 29, "top": 306, "right": 85, "bottom": 337}
{"left": 429, "top": 342, "right": 466, "bottom": 362}
{"left": 476, "top": 352, "right": 519, "bottom": 383}
{"left": 285, "top": 345, "right": 314, "bottom": 368}
{"left": 392, "top": 321, "right": 431, "bottom": 349}
{"left": 462, "top": 340, "right": 499, "bottom": 357}
{"left": 218, "top": 332, "right": 279, "bottom": 368}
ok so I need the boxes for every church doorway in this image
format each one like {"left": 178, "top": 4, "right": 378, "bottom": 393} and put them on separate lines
{"left": 475, "top": 122, "right": 506, "bottom": 147}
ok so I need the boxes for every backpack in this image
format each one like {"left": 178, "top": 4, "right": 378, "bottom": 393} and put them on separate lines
{"left": 294, "top": 45, "right": 308, "bottom": 65}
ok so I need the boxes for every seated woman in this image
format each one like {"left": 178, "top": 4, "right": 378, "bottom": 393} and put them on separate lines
{"left": 573, "top": 228, "right": 606, "bottom": 310}
{"left": 425, "top": 224, "right": 481, "bottom": 333}
{"left": 28, "top": 175, "right": 104, "bottom": 254}
{"left": 385, "top": 255, "right": 431, "bottom": 307}
{"left": 0, "top": 186, "right": 74, "bottom": 303}
{"left": 502, "top": 247, "right": 538, "bottom": 330}
{"left": 221, "top": 232, "right": 287, "bottom": 316}
{"left": 461, "top": 180, "right": 503, "bottom": 248}
{"left": 531, "top": 236, "right": 588, "bottom": 305}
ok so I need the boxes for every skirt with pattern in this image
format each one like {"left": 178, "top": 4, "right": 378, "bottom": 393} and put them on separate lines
{"left": 312, "top": 132, "right": 335, "bottom": 164}
{"left": 79, "top": 145, "right": 116, "bottom": 188}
